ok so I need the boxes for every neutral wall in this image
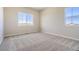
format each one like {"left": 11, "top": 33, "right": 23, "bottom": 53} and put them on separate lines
{"left": 0, "top": 7, "right": 4, "bottom": 44}
{"left": 4, "top": 7, "right": 40, "bottom": 37}
{"left": 41, "top": 7, "right": 79, "bottom": 40}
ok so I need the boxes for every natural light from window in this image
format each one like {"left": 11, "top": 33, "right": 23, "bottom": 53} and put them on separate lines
{"left": 17, "top": 12, "right": 33, "bottom": 25}
{"left": 65, "top": 7, "right": 79, "bottom": 25}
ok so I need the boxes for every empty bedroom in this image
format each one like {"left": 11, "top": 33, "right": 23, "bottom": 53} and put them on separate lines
{"left": 0, "top": 7, "right": 79, "bottom": 51}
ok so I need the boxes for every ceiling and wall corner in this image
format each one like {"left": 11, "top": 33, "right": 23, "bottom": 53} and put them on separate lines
{"left": 31, "top": 7, "right": 47, "bottom": 11}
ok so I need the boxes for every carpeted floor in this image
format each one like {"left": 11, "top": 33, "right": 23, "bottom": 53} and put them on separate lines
{"left": 0, "top": 33, "right": 79, "bottom": 51}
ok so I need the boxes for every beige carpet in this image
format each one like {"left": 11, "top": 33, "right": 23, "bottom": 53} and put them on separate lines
{"left": 0, "top": 33, "right": 79, "bottom": 51}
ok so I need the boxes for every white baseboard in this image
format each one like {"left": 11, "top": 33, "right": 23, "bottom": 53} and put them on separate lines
{"left": 45, "top": 32, "right": 79, "bottom": 41}
{"left": 5, "top": 32, "right": 39, "bottom": 37}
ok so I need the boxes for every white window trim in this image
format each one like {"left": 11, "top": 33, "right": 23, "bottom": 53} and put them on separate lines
{"left": 65, "top": 8, "right": 79, "bottom": 26}
{"left": 17, "top": 12, "right": 33, "bottom": 26}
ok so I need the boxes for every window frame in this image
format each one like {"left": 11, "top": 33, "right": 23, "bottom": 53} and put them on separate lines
{"left": 65, "top": 7, "right": 79, "bottom": 26}
{"left": 17, "top": 12, "right": 33, "bottom": 26}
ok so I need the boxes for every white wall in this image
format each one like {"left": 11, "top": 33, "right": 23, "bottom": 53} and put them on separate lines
{"left": 0, "top": 7, "right": 4, "bottom": 44}
{"left": 4, "top": 7, "right": 40, "bottom": 37}
{"left": 41, "top": 7, "right": 79, "bottom": 40}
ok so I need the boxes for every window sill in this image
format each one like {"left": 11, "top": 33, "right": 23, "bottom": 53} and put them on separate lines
{"left": 65, "top": 24, "right": 79, "bottom": 27}
{"left": 18, "top": 23, "right": 33, "bottom": 26}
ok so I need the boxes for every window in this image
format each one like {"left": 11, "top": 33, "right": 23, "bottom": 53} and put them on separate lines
{"left": 65, "top": 7, "right": 79, "bottom": 25}
{"left": 17, "top": 12, "right": 33, "bottom": 24}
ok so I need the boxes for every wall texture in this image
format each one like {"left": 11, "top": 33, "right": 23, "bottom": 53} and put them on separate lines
{"left": 41, "top": 7, "right": 79, "bottom": 40}
{"left": 0, "top": 7, "right": 4, "bottom": 44}
{"left": 4, "top": 7, "right": 40, "bottom": 37}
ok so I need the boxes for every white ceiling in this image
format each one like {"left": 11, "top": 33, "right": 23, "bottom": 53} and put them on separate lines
{"left": 32, "top": 7, "right": 46, "bottom": 11}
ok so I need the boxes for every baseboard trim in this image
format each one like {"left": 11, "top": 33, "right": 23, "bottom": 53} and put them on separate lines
{"left": 45, "top": 32, "right": 79, "bottom": 41}
{"left": 4, "top": 32, "right": 39, "bottom": 38}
